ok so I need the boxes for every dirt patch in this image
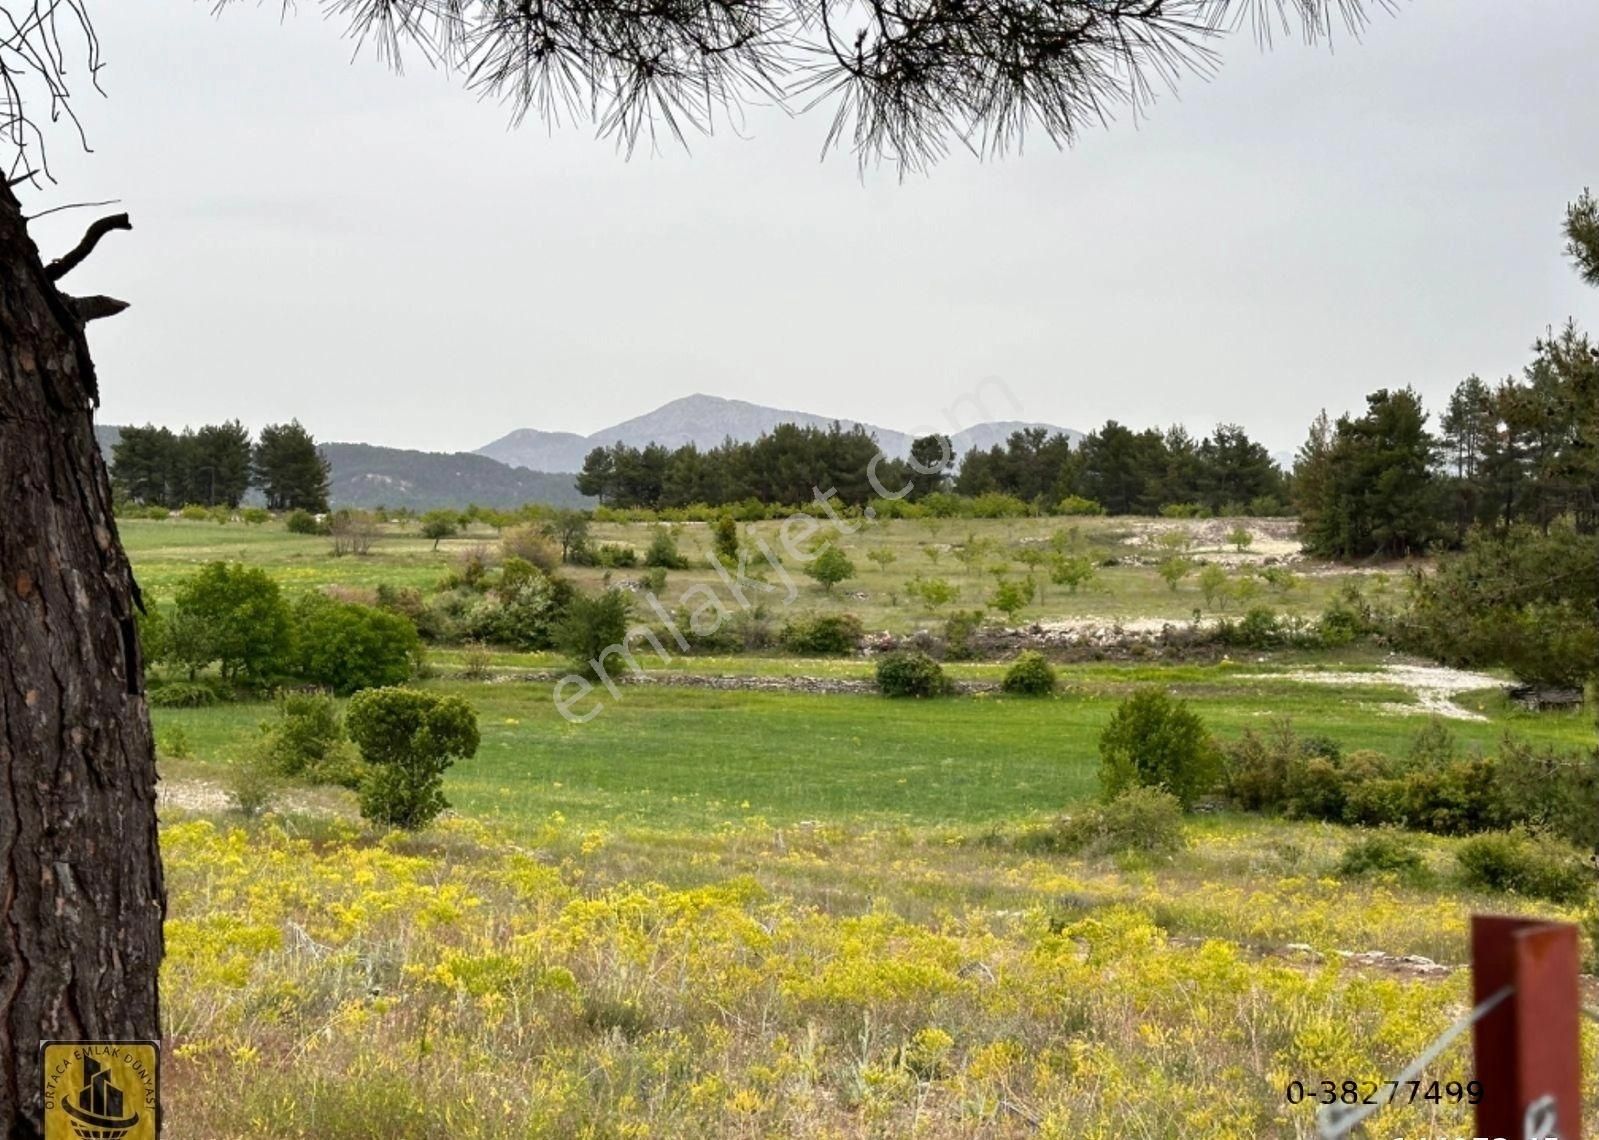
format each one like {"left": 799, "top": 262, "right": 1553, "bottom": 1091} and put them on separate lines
{"left": 1117, "top": 517, "right": 1304, "bottom": 560}
{"left": 1233, "top": 663, "right": 1503, "bottom": 721}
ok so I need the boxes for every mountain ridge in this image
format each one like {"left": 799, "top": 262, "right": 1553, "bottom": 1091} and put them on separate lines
{"left": 477, "top": 394, "right": 1082, "bottom": 472}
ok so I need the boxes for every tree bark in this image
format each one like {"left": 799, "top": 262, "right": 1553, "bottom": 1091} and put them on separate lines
{"left": 0, "top": 184, "right": 164, "bottom": 1136}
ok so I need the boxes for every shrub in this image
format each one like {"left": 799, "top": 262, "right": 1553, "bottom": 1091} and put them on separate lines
{"left": 1223, "top": 719, "right": 1301, "bottom": 811}
{"left": 942, "top": 610, "right": 986, "bottom": 661}
{"left": 285, "top": 509, "right": 322, "bottom": 534}
{"left": 227, "top": 751, "right": 283, "bottom": 818}
{"left": 1050, "top": 788, "right": 1185, "bottom": 857}
{"left": 1395, "top": 757, "right": 1510, "bottom": 836}
{"left": 172, "top": 562, "right": 294, "bottom": 684}
{"left": 590, "top": 542, "right": 639, "bottom": 568}
{"left": 146, "top": 679, "right": 221, "bottom": 708}
{"left": 778, "top": 614, "right": 863, "bottom": 656}
{"left": 459, "top": 640, "right": 493, "bottom": 680}
{"left": 329, "top": 509, "right": 381, "bottom": 556}
{"left": 1337, "top": 832, "right": 1428, "bottom": 881}
{"left": 293, "top": 595, "right": 421, "bottom": 695}
{"left": 1287, "top": 755, "right": 1352, "bottom": 821}
{"left": 156, "top": 724, "right": 193, "bottom": 760}
{"left": 347, "top": 687, "right": 480, "bottom": 830}
{"left": 554, "top": 589, "right": 631, "bottom": 679}
{"left": 259, "top": 690, "right": 367, "bottom": 788}
{"left": 1001, "top": 651, "right": 1056, "bottom": 696}
{"left": 639, "top": 567, "right": 668, "bottom": 595}
{"left": 179, "top": 504, "right": 209, "bottom": 521}
{"left": 1455, "top": 830, "right": 1593, "bottom": 904}
{"left": 1221, "top": 606, "right": 1280, "bottom": 649}
{"left": 501, "top": 525, "right": 560, "bottom": 572}
{"left": 1055, "top": 495, "right": 1104, "bottom": 516}
{"left": 875, "top": 650, "right": 950, "bottom": 698}
{"left": 713, "top": 515, "right": 739, "bottom": 562}
{"left": 1584, "top": 908, "right": 1599, "bottom": 975}
{"left": 241, "top": 507, "right": 271, "bottom": 525}
{"left": 645, "top": 529, "right": 689, "bottom": 569}
{"left": 1097, "top": 689, "right": 1220, "bottom": 809}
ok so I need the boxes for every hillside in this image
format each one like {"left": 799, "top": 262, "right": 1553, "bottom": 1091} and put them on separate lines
{"left": 96, "top": 425, "right": 590, "bottom": 510}
{"left": 320, "top": 442, "right": 591, "bottom": 510}
{"left": 477, "top": 393, "right": 1080, "bottom": 471}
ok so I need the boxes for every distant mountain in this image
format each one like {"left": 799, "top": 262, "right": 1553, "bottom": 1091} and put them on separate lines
{"left": 477, "top": 394, "right": 1081, "bottom": 471}
{"left": 321, "top": 443, "right": 591, "bottom": 510}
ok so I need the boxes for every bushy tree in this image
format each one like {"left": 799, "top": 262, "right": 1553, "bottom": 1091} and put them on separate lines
{"left": 171, "top": 562, "right": 293, "bottom": 683}
{"left": 292, "top": 594, "right": 421, "bottom": 695}
{"left": 805, "top": 546, "right": 856, "bottom": 593}
{"left": 420, "top": 508, "right": 461, "bottom": 550}
{"left": 1098, "top": 689, "right": 1220, "bottom": 809}
{"left": 347, "top": 688, "right": 480, "bottom": 829}
{"left": 555, "top": 589, "right": 631, "bottom": 677}
{"left": 546, "top": 508, "right": 592, "bottom": 563}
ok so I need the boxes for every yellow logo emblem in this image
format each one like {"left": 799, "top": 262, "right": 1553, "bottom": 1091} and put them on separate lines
{"left": 41, "top": 1042, "right": 159, "bottom": 1140}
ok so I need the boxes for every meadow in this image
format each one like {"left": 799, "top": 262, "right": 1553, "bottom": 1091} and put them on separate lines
{"left": 125, "top": 514, "right": 1599, "bottom": 1138}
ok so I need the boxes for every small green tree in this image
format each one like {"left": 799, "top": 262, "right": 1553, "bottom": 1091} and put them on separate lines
{"left": 805, "top": 546, "right": 856, "bottom": 593}
{"left": 921, "top": 545, "right": 943, "bottom": 566}
{"left": 713, "top": 514, "right": 739, "bottom": 562}
{"left": 1049, "top": 555, "right": 1095, "bottom": 594}
{"left": 1157, "top": 556, "right": 1194, "bottom": 592}
{"left": 554, "top": 589, "right": 631, "bottom": 678}
{"left": 347, "top": 687, "right": 480, "bottom": 830}
{"left": 1098, "top": 688, "right": 1220, "bottom": 809}
{"left": 420, "top": 509, "right": 461, "bottom": 550}
{"left": 866, "top": 546, "right": 897, "bottom": 574}
{"left": 544, "top": 508, "right": 592, "bottom": 564}
{"left": 1227, "top": 525, "right": 1253, "bottom": 553}
{"left": 1198, "top": 564, "right": 1228, "bottom": 609}
{"left": 907, "top": 575, "right": 959, "bottom": 612}
{"left": 989, "top": 576, "right": 1035, "bottom": 622}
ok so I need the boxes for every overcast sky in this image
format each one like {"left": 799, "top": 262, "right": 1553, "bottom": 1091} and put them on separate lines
{"left": 25, "top": 1, "right": 1599, "bottom": 456}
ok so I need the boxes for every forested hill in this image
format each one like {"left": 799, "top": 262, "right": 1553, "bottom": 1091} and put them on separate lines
{"left": 94, "top": 425, "right": 592, "bottom": 510}
{"left": 319, "top": 443, "right": 591, "bottom": 510}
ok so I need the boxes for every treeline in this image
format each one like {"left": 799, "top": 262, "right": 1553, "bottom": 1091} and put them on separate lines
{"left": 112, "top": 419, "right": 332, "bottom": 512}
{"left": 1295, "top": 322, "right": 1599, "bottom": 558}
{"left": 955, "top": 423, "right": 1288, "bottom": 515}
{"left": 577, "top": 420, "right": 1290, "bottom": 516}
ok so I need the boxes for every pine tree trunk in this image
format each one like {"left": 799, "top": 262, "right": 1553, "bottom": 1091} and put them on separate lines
{"left": 0, "top": 183, "right": 164, "bottom": 1136}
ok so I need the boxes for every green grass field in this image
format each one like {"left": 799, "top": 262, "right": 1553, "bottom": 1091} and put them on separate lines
{"left": 153, "top": 671, "right": 1595, "bottom": 831}
{"left": 127, "top": 512, "right": 1599, "bottom": 1139}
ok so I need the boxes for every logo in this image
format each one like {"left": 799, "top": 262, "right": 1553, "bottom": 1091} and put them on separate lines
{"left": 41, "top": 1042, "right": 158, "bottom": 1140}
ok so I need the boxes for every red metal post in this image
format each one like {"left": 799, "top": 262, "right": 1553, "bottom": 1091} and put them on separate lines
{"left": 1471, "top": 914, "right": 1582, "bottom": 1140}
